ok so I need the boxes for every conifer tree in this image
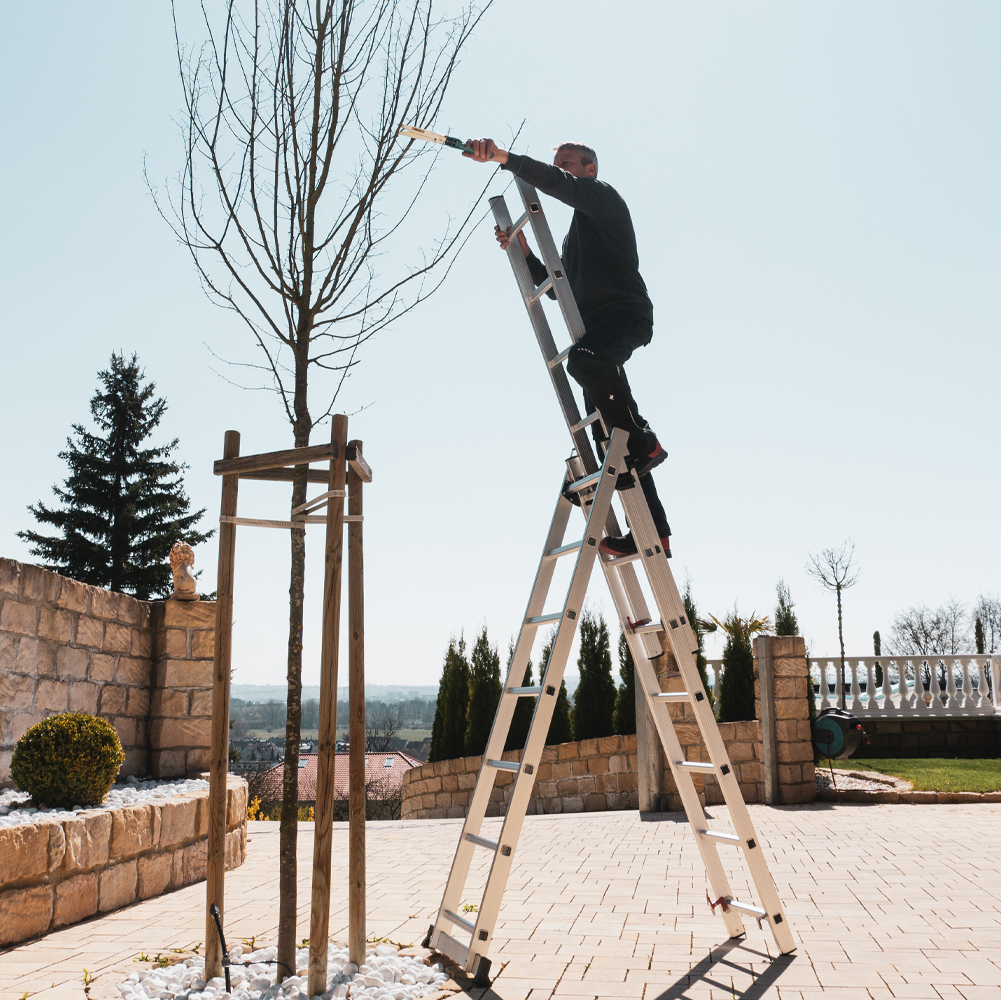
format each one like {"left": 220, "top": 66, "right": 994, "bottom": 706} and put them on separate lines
{"left": 571, "top": 609, "right": 616, "bottom": 741}
{"left": 683, "top": 578, "right": 715, "bottom": 709}
{"left": 700, "top": 611, "right": 770, "bottom": 724}
{"left": 538, "top": 630, "right": 573, "bottom": 744}
{"left": 428, "top": 636, "right": 469, "bottom": 763}
{"left": 975, "top": 618, "right": 985, "bottom": 655}
{"left": 612, "top": 631, "right": 636, "bottom": 735}
{"left": 464, "top": 627, "right": 501, "bottom": 756}
{"left": 774, "top": 579, "right": 800, "bottom": 636}
{"left": 873, "top": 629, "right": 883, "bottom": 687}
{"left": 19, "top": 353, "right": 210, "bottom": 599}
{"left": 505, "top": 641, "right": 534, "bottom": 752}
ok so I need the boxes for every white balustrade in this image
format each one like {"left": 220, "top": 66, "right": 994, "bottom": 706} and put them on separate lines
{"left": 808, "top": 655, "right": 999, "bottom": 718}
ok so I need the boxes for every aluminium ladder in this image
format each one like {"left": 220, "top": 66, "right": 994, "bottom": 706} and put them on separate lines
{"left": 423, "top": 177, "right": 795, "bottom": 984}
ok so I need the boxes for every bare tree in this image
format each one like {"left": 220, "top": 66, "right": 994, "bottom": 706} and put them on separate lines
{"left": 806, "top": 539, "right": 860, "bottom": 709}
{"left": 887, "top": 598, "right": 973, "bottom": 697}
{"left": 157, "top": 0, "right": 492, "bottom": 974}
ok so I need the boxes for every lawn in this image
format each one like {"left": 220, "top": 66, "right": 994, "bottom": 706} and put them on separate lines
{"left": 833, "top": 757, "right": 1001, "bottom": 793}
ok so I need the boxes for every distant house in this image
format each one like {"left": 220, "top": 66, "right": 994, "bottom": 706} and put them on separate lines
{"left": 252, "top": 751, "right": 422, "bottom": 820}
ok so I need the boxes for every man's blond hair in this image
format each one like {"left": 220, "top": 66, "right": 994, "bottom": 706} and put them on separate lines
{"left": 553, "top": 141, "right": 598, "bottom": 173}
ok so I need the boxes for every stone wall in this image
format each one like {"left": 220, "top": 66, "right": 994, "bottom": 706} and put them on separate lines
{"left": 0, "top": 559, "right": 214, "bottom": 783}
{"left": 0, "top": 776, "right": 247, "bottom": 947}
{"left": 860, "top": 717, "right": 1001, "bottom": 758}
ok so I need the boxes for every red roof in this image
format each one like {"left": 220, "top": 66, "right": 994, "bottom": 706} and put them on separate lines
{"left": 253, "top": 751, "right": 422, "bottom": 804}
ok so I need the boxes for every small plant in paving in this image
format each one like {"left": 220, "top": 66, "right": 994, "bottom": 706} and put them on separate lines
{"left": 461, "top": 904, "right": 479, "bottom": 913}
{"left": 135, "top": 953, "right": 150, "bottom": 963}
{"left": 12, "top": 713, "right": 124, "bottom": 808}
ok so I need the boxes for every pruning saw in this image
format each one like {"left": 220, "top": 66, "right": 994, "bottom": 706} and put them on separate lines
{"left": 398, "top": 124, "right": 472, "bottom": 153}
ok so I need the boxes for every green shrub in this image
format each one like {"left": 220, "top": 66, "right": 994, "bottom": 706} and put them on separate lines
{"left": 11, "top": 713, "right": 125, "bottom": 807}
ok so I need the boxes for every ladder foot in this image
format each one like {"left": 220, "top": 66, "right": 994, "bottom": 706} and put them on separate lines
{"left": 421, "top": 924, "right": 434, "bottom": 949}
{"left": 471, "top": 955, "right": 492, "bottom": 987}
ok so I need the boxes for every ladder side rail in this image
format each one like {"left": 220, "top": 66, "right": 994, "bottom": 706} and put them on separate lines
{"left": 601, "top": 563, "right": 746, "bottom": 941}
{"left": 465, "top": 431, "right": 630, "bottom": 973}
{"left": 617, "top": 486, "right": 796, "bottom": 954}
{"left": 491, "top": 195, "right": 598, "bottom": 473}
{"left": 430, "top": 490, "right": 577, "bottom": 948}
{"left": 514, "top": 178, "right": 589, "bottom": 343}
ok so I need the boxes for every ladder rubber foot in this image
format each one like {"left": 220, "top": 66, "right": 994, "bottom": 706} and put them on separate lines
{"left": 421, "top": 923, "right": 433, "bottom": 949}
{"left": 472, "top": 955, "right": 492, "bottom": 987}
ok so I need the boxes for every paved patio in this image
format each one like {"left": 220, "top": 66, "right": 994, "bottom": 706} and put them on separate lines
{"left": 2, "top": 801, "right": 999, "bottom": 1000}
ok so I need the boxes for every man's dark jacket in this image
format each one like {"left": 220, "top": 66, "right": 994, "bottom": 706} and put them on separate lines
{"left": 502, "top": 152, "right": 653, "bottom": 329}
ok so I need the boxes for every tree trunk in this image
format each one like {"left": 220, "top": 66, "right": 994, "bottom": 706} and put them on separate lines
{"left": 836, "top": 583, "right": 846, "bottom": 710}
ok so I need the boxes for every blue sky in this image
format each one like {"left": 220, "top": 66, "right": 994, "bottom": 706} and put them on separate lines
{"left": 1, "top": 2, "right": 998, "bottom": 687}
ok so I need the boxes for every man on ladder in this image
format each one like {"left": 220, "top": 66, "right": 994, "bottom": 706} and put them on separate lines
{"left": 464, "top": 137, "right": 672, "bottom": 558}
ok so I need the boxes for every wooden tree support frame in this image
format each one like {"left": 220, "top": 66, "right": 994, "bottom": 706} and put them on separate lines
{"left": 205, "top": 419, "right": 373, "bottom": 991}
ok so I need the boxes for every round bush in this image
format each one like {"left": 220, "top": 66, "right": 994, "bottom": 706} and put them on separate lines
{"left": 11, "top": 713, "right": 125, "bottom": 808}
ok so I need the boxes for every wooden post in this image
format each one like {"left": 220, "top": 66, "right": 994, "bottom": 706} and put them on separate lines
{"left": 347, "top": 446, "right": 366, "bottom": 966}
{"left": 307, "top": 415, "right": 349, "bottom": 997}
{"left": 205, "top": 430, "right": 240, "bottom": 980}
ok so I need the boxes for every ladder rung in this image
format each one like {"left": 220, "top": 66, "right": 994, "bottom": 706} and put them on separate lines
{"left": 632, "top": 620, "right": 664, "bottom": 635}
{"left": 444, "top": 910, "right": 476, "bottom": 933}
{"left": 545, "top": 539, "right": 583, "bottom": 560}
{"left": 465, "top": 833, "right": 499, "bottom": 851}
{"left": 529, "top": 278, "right": 554, "bottom": 302}
{"left": 548, "top": 346, "right": 572, "bottom": 369}
{"left": 677, "top": 760, "right": 715, "bottom": 772}
{"left": 527, "top": 612, "right": 562, "bottom": 625}
{"left": 652, "top": 691, "right": 689, "bottom": 702}
{"left": 569, "top": 411, "right": 601, "bottom": 434}
{"left": 486, "top": 759, "right": 521, "bottom": 772}
{"left": 436, "top": 932, "right": 468, "bottom": 967}
{"left": 509, "top": 210, "right": 530, "bottom": 236}
{"left": 701, "top": 829, "right": 740, "bottom": 844}
{"left": 602, "top": 550, "right": 640, "bottom": 567}
{"left": 507, "top": 686, "right": 541, "bottom": 697}
{"left": 565, "top": 470, "right": 601, "bottom": 493}
{"left": 727, "top": 899, "right": 768, "bottom": 917}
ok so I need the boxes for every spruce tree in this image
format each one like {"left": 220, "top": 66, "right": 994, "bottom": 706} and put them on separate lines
{"left": 428, "top": 636, "right": 469, "bottom": 763}
{"left": 505, "top": 640, "right": 534, "bottom": 752}
{"left": 872, "top": 629, "right": 883, "bottom": 687}
{"left": 612, "top": 631, "right": 636, "bottom": 735}
{"left": 538, "top": 630, "right": 573, "bottom": 744}
{"left": 683, "top": 578, "right": 715, "bottom": 709}
{"left": 975, "top": 618, "right": 985, "bottom": 655}
{"left": 18, "top": 353, "right": 210, "bottom": 600}
{"left": 704, "top": 611, "right": 769, "bottom": 724}
{"left": 774, "top": 579, "right": 799, "bottom": 635}
{"left": 464, "top": 627, "right": 501, "bottom": 756}
{"left": 571, "top": 609, "right": 616, "bottom": 741}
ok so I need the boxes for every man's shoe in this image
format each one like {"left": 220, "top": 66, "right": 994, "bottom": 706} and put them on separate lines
{"left": 599, "top": 532, "right": 672, "bottom": 559}
{"left": 629, "top": 440, "right": 667, "bottom": 479}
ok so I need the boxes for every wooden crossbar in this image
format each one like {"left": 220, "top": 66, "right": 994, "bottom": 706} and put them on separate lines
{"left": 213, "top": 442, "right": 337, "bottom": 476}
{"left": 346, "top": 441, "right": 373, "bottom": 483}
{"left": 236, "top": 468, "right": 330, "bottom": 484}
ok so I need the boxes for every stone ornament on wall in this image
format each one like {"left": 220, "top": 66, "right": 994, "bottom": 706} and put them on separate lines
{"left": 169, "top": 542, "right": 199, "bottom": 602}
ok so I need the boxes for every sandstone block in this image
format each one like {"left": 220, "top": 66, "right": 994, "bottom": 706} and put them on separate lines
{"left": 152, "top": 689, "right": 187, "bottom": 717}
{"left": 435, "top": 791, "right": 451, "bottom": 808}
{"left": 0, "top": 672, "right": 36, "bottom": 709}
{"left": 571, "top": 759, "right": 588, "bottom": 777}
{"left": 158, "top": 659, "right": 211, "bottom": 689}
{"left": 11, "top": 711, "right": 44, "bottom": 742}
{"left": 69, "top": 680, "right": 100, "bottom": 714}
{"left": 775, "top": 698, "right": 807, "bottom": 720}
{"left": 739, "top": 761, "right": 764, "bottom": 783}
{"left": 54, "top": 645, "right": 89, "bottom": 680}
{"left": 36, "top": 677, "right": 70, "bottom": 712}
{"left": 38, "top": 608, "right": 75, "bottom": 643}
{"left": 550, "top": 761, "right": 571, "bottom": 780}
{"left": 191, "top": 630, "right": 216, "bottom": 659}
{"left": 130, "top": 630, "right": 153, "bottom": 658}
{"left": 189, "top": 690, "right": 213, "bottom": 717}
{"left": 100, "top": 684, "right": 128, "bottom": 715}
{"left": 21, "top": 565, "right": 60, "bottom": 602}
{"left": 116, "top": 595, "right": 145, "bottom": 625}
{"left": 127, "top": 687, "right": 150, "bottom": 718}
{"left": 186, "top": 748, "right": 211, "bottom": 773}
{"left": 561, "top": 794, "right": 584, "bottom": 813}
{"left": 618, "top": 771, "right": 638, "bottom": 792}
{"left": 775, "top": 719, "right": 811, "bottom": 743}
{"left": 111, "top": 805, "right": 154, "bottom": 859}
{"left": 54, "top": 872, "right": 99, "bottom": 927}
{"left": 587, "top": 756, "right": 609, "bottom": 775}
{"left": 138, "top": 852, "right": 174, "bottom": 899}
{"left": 163, "top": 600, "right": 217, "bottom": 628}
{"left": 777, "top": 742, "right": 813, "bottom": 764}
{"left": 577, "top": 776, "right": 596, "bottom": 794}
{"left": 62, "top": 812, "right": 112, "bottom": 871}
{"left": 163, "top": 629, "right": 188, "bottom": 659}
{"left": 557, "top": 743, "right": 578, "bottom": 760}
{"left": 16, "top": 636, "right": 57, "bottom": 676}
{"left": 607, "top": 754, "right": 628, "bottom": 774}
{"left": 606, "top": 791, "right": 630, "bottom": 810}
{"left": 225, "top": 827, "right": 245, "bottom": 870}
{"left": 777, "top": 763, "right": 802, "bottom": 784}
{"left": 0, "top": 823, "right": 52, "bottom": 886}
{"left": 114, "top": 717, "right": 138, "bottom": 745}
{"left": 103, "top": 623, "right": 132, "bottom": 654}
{"left": 56, "top": 577, "right": 90, "bottom": 613}
{"left": 1, "top": 600, "right": 37, "bottom": 636}
{"left": 583, "top": 792, "right": 606, "bottom": 811}
{"left": 90, "top": 588, "right": 120, "bottom": 620}
{"left": 577, "top": 738, "right": 599, "bottom": 757}
{"left": 182, "top": 841, "right": 208, "bottom": 885}
{"left": 596, "top": 735, "right": 620, "bottom": 754}
{"left": 0, "top": 559, "right": 20, "bottom": 595}
{"left": 227, "top": 780, "right": 248, "bottom": 829}
{"left": 727, "top": 741, "right": 755, "bottom": 762}
{"left": 596, "top": 773, "right": 620, "bottom": 794}
{"left": 621, "top": 733, "right": 637, "bottom": 752}
{"left": 76, "top": 617, "right": 104, "bottom": 649}
{"left": 543, "top": 796, "right": 563, "bottom": 814}
{"left": 116, "top": 656, "right": 149, "bottom": 686}
{"left": 556, "top": 778, "right": 576, "bottom": 796}
{"left": 99, "top": 861, "right": 138, "bottom": 911}
{"left": 89, "top": 652, "right": 116, "bottom": 682}
{"left": 772, "top": 657, "right": 807, "bottom": 677}
{"left": 0, "top": 885, "right": 52, "bottom": 945}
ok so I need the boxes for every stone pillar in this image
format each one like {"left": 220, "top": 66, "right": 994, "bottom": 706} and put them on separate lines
{"left": 754, "top": 635, "right": 815, "bottom": 804}
{"left": 634, "top": 671, "right": 664, "bottom": 812}
{"left": 149, "top": 600, "right": 216, "bottom": 777}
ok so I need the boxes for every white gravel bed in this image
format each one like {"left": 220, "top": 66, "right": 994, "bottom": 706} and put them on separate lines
{"left": 816, "top": 768, "right": 906, "bottom": 792}
{"left": 119, "top": 942, "right": 452, "bottom": 1000}
{"left": 0, "top": 775, "right": 209, "bottom": 828}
